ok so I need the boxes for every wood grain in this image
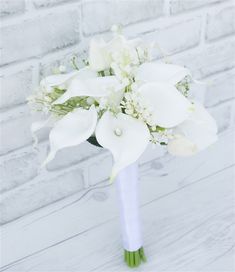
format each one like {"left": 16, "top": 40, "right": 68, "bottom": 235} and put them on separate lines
{"left": 1, "top": 128, "right": 234, "bottom": 272}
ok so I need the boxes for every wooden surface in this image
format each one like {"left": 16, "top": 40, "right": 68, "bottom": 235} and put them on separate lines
{"left": 1, "top": 128, "right": 235, "bottom": 272}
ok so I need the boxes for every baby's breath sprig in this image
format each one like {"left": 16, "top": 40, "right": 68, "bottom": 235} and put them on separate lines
{"left": 176, "top": 76, "right": 191, "bottom": 97}
{"left": 71, "top": 55, "right": 80, "bottom": 70}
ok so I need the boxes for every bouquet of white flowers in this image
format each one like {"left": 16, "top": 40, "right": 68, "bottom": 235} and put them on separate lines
{"left": 28, "top": 25, "right": 217, "bottom": 268}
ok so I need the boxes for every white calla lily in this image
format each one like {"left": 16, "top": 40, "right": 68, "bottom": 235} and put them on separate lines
{"left": 40, "top": 67, "right": 96, "bottom": 92}
{"left": 107, "top": 35, "right": 126, "bottom": 52}
{"left": 168, "top": 102, "right": 218, "bottom": 156}
{"left": 138, "top": 82, "right": 191, "bottom": 128}
{"left": 136, "top": 62, "right": 191, "bottom": 85}
{"left": 96, "top": 111, "right": 150, "bottom": 180}
{"left": 40, "top": 71, "right": 80, "bottom": 91}
{"left": 43, "top": 106, "right": 97, "bottom": 166}
{"left": 89, "top": 37, "right": 111, "bottom": 71}
{"left": 53, "top": 76, "right": 123, "bottom": 105}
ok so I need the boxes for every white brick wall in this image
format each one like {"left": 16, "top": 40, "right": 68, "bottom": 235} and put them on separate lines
{"left": 0, "top": 0, "right": 234, "bottom": 225}
{"left": 0, "top": 0, "right": 25, "bottom": 17}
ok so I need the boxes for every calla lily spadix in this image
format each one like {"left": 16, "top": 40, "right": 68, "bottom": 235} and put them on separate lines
{"left": 42, "top": 106, "right": 97, "bottom": 166}
{"left": 96, "top": 111, "right": 150, "bottom": 181}
{"left": 168, "top": 101, "right": 218, "bottom": 156}
{"left": 136, "top": 62, "right": 191, "bottom": 85}
{"left": 53, "top": 76, "right": 124, "bottom": 105}
{"left": 138, "top": 82, "right": 191, "bottom": 128}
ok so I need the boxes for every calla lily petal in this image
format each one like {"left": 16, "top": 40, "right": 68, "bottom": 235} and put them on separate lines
{"left": 40, "top": 71, "right": 80, "bottom": 91}
{"left": 186, "top": 101, "right": 218, "bottom": 134}
{"left": 53, "top": 76, "right": 123, "bottom": 105}
{"left": 96, "top": 112, "right": 150, "bottom": 180}
{"left": 138, "top": 82, "right": 191, "bottom": 128}
{"left": 136, "top": 62, "right": 191, "bottom": 85}
{"left": 168, "top": 102, "right": 218, "bottom": 156}
{"left": 43, "top": 106, "right": 97, "bottom": 166}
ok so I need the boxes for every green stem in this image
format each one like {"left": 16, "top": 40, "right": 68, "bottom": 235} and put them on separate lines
{"left": 99, "top": 70, "right": 105, "bottom": 77}
{"left": 123, "top": 247, "right": 147, "bottom": 268}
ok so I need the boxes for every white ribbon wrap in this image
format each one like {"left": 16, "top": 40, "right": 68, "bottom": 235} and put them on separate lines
{"left": 116, "top": 162, "right": 143, "bottom": 252}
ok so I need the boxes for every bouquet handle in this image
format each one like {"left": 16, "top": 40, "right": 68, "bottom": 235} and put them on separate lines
{"left": 116, "top": 162, "right": 146, "bottom": 267}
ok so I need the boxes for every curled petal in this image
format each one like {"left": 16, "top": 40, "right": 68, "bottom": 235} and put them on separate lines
{"left": 136, "top": 62, "right": 191, "bottom": 85}
{"left": 168, "top": 102, "right": 218, "bottom": 156}
{"left": 138, "top": 82, "right": 191, "bottom": 128}
{"left": 96, "top": 112, "right": 150, "bottom": 180}
{"left": 40, "top": 71, "right": 80, "bottom": 91}
{"left": 42, "top": 106, "right": 97, "bottom": 166}
{"left": 40, "top": 67, "right": 96, "bottom": 92}
{"left": 53, "top": 76, "right": 123, "bottom": 104}
{"left": 186, "top": 102, "right": 218, "bottom": 134}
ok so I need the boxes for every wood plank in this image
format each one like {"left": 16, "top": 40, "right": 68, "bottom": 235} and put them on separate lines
{"left": 1, "top": 128, "right": 234, "bottom": 269}
{"left": 202, "top": 245, "right": 235, "bottom": 271}
{"left": 1, "top": 164, "right": 234, "bottom": 271}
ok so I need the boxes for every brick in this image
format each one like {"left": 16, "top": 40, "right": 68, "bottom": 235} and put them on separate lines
{"left": 170, "top": 0, "right": 223, "bottom": 14}
{"left": 0, "top": 68, "right": 33, "bottom": 109}
{"left": 47, "top": 142, "right": 103, "bottom": 171}
{"left": 142, "top": 18, "right": 201, "bottom": 59}
{"left": 0, "top": 0, "right": 25, "bottom": 17}
{"left": 0, "top": 108, "right": 33, "bottom": 155}
{"left": 39, "top": 50, "right": 85, "bottom": 79}
{"left": 33, "top": 0, "right": 77, "bottom": 8}
{"left": 0, "top": 168, "right": 84, "bottom": 224}
{"left": 208, "top": 101, "right": 234, "bottom": 132}
{"left": 82, "top": 0, "right": 164, "bottom": 35}
{"left": 206, "top": 6, "right": 235, "bottom": 41}
{"left": 0, "top": 151, "right": 40, "bottom": 193}
{"left": 205, "top": 69, "right": 235, "bottom": 107}
{"left": 171, "top": 39, "right": 235, "bottom": 78}
{"left": 0, "top": 10, "right": 80, "bottom": 66}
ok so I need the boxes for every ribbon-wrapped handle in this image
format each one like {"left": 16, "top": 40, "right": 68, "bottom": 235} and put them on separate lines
{"left": 116, "top": 162, "right": 143, "bottom": 251}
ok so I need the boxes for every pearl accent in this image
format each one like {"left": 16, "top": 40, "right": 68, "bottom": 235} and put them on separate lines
{"left": 114, "top": 127, "right": 123, "bottom": 136}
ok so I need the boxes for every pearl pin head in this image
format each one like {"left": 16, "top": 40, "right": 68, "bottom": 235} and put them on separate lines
{"left": 114, "top": 127, "right": 123, "bottom": 137}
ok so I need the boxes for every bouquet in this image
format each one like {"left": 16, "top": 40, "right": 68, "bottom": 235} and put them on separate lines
{"left": 28, "top": 25, "right": 218, "bottom": 268}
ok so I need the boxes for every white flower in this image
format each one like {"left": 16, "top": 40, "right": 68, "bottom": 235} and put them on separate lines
{"left": 89, "top": 37, "right": 111, "bottom": 71}
{"left": 136, "top": 62, "right": 191, "bottom": 85}
{"left": 107, "top": 35, "right": 150, "bottom": 76}
{"left": 98, "top": 89, "right": 124, "bottom": 112}
{"left": 40, "top": 71, "right": 80, "bottom": 92}
{"left": 168, "top": 102, "right": 218, "bottom": 156}
{"left": 40, "top": 67, "right": 96, "bottom": 92}
{"left": 53, "top": 76, "right": 124, "bottom": 105}
{"left": 137, "top": 82, "right": 191, "bottom": 128}
{"left": 96, "top": 111, "right": 150, "bottom": 181}
{"left": 42, "top": 106, "right": 97, "bottom": 166}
